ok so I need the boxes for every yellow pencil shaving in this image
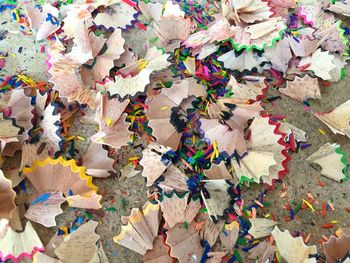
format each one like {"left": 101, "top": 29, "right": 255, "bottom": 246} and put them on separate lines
{"left": 13, "top": 10, "right": 20, "bottom": 22}
{"left": 252, "top": 240, "right": 260, "bottom": 245}
{"left": 264, "top": 213, "right": 271, "bottom": 218}
{"left": 210, "top": 151, "right": 215, "bottom": 163}
{"left": 53, "top": 92, "right": 59, "bottom": 101}
{"left": 318, "top": 128, "right": 326, "bottom": 135}
{"left": 138, "top": 58, "right": 148, "bottom": 71}
{"left": 224, "top": 221, "right": 239, "bottom": 231}
{"left": 331, "top": 220, "right": 338, "bottom": 224}
{"left": 60, "top": 226, "right": 68, "bottom": 236}
{"left": 17, "top": 74, "right": 36, "bottom": 86}
{"left": 130, "top": 116, "right": 135, "bottom": 125}
{"left": 161, "top": 106, "right": 169, "bottom": 110}
{"left": 106, "top": 117, "right": 113, "bottom": 127}
{"left": 213, "top": 140, "right": 219, "bottom": 158}
{"left": 192, "top": 135, "right": 195, "bottom": 144}
{"left": 77, "top": 136, "right": 86, "bottom": 141}
{"left": 303, "top": 199, "right": 315, "bottom": 212}
{"left": 210, "top": 141, "right": 219, "bottom": 163}
{"left": 66, "top": 135, "right": 75, "bottom": 141}
{"left": 129, "top": 157, "right": 138, "bottom": 161}
{"left": 205, "top": 101, "right": 210, "bottom": 111}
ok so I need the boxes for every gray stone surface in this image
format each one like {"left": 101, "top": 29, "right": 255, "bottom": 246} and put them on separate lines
{"left": 0, "top": 5, "right": 349, "bottom": 263}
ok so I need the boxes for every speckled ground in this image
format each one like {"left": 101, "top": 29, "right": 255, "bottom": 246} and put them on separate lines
{"left": 0, "top": 5, "right": 350, "bottom": 263}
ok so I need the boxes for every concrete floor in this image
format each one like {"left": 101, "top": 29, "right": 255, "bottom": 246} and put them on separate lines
{"left": 0, "top": 5, "right": 350, "bottom": 263}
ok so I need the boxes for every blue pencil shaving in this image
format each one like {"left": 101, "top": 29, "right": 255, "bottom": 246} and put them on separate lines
{"left": 31, "top": 192, "right": 51, "bottom": 205}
